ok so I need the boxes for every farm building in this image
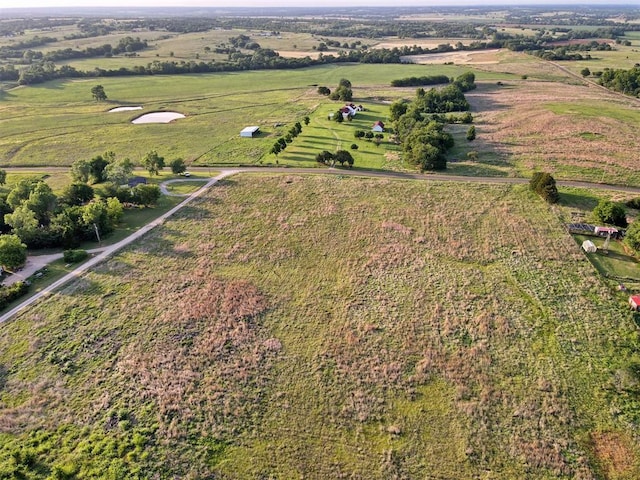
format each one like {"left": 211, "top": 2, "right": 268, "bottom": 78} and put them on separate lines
{"left": 582, "top": 240, "right": 597, "bottom": 253}
{"left": 127, "top": 176, "right": 147, "bottom": 187}
{"left": 595, "top": 226, "right": 619, "bottom": 238}
{"left": 240, "top": 126, "right": 260, "bottom": 138}
{"left": 630, "top": 295, "right": 640, "bottom": 311}
{"left": 372, "top": 121, "right": 385, "bottom": 132}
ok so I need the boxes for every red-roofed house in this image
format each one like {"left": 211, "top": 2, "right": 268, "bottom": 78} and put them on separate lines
{"left": 630, "top": 295, "right": 640, "bottom": 311}
{"left": 595, "top": 226, "right": 619, "bottom": 238}
{"left": 372, "top": 120, "right": 385, "bottom": 132}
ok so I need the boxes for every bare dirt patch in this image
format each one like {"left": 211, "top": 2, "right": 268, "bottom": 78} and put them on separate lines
{"left": 404, "top": 49, "right": 502, "bottom": 65}
{"left": 277, "top": 50, "right": 322, "bottom": 59}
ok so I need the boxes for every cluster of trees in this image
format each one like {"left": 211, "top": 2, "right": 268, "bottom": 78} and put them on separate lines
{"left": 598, "top": 66, "right": 640, "bottom": 97}
{"left": 390, "top": 73, "right": 476, "bottom": 171}
{"left": 0, "top": 150, "right": 165, "bottom": 250}
{"left": 529, "top": 172, "right": 559, "bottom": 204}
{"left": 315, "top": 150, "right": 354, "bottom": 168}
{"left": 0, "top": 177, "right": 123, "bottom": 249}
{"left": 270, "top": 119, "right": 309, "bottom": 158}
{"left": 228, "top": 34, "right": 261, "bottom": 50}
{"left": 329, "top": 78, "right": 353, "bottom": 101}
{"left": 391, "top": 75, "right": 450, "bottom": 87}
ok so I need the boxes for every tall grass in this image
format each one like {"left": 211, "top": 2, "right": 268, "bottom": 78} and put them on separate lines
{"left": 0, "top": 174, "right": 638, "bottom": 478}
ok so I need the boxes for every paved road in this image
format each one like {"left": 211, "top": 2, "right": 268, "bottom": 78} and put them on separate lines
{"left": 1, "top": 166, "right": 639, "bottom": 324}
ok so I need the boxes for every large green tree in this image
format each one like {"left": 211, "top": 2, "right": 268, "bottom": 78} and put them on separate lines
{"left": 90, "top": 84, "right": 107, "bottom": 101}
{"left": 60, "top": 183, "right": 95, "bottom": 207}
{"left": 143, "top": 150, "right": 165, "bottom": 176}
{"left": 0, "top": 234, "right": 27, "bottom": 270}
{"left": 104, "top": 158, "right": 134, "bottom": 186}
{"left": 4, "top": 204, "right": 39, "bottom": 243}
{"left": 25, "top": 182, "right": 56, "bottom": 226}
{"left": 169, "top": 158, "right": 186, "bottom": 174}
{"left": 593, "top": 199, "right": 627, "bottom": 227}
{"left": 333, "top": 150, "right": 354, "bottom": 168}
{"left": 131, "top": 184, "right": 161, "bottom": 207}
{"left": 6, "top": 178, "right": 39, "bottom": 210}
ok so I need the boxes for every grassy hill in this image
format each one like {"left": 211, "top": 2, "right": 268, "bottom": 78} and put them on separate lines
{"left": 1, "top": 174, "right": 639, "bottom": 478}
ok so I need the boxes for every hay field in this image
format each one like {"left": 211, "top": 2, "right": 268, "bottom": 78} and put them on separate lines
{"left": 467, "top": 75, "right": 640, "bottom": 186}
{"left": 0, "top": 174, "right": 638, "bottom": 478}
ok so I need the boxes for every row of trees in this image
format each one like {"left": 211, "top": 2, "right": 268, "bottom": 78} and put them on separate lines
{"left": 71, "top": 149, "right": 178, "bottom": 183}
{"left": 270, "top": 118, "right": 310, "bottom": 158}
{"left": 391, "top": 75, "right": 451, "bottom": 88}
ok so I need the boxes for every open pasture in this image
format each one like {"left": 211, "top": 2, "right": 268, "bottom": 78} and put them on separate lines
{"left": 0, "top": 174, "right": 638, "bottom": 478}
{"left": 1, "top": 52, "right": 640, "bottom": 184}
{"left": 467, "top": 70, "right": 640, "bottom": 186}
{"left": 0, "top": 63, "right": 496, "bottom": 169}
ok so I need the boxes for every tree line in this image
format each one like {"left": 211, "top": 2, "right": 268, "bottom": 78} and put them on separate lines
{"left": 597, "top": 66, "right": 640, "bottom": 97}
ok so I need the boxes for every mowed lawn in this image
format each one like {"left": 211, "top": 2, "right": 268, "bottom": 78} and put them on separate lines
{"left": 0, "top": 174, "right": 638, "bottom": 478}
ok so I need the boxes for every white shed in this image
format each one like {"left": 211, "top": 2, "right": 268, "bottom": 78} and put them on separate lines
{"left": 582, "top": 240, "right": 597, "bottom": 253}
{"left": 240, "top": 126, "right": 260, "bottom": 138}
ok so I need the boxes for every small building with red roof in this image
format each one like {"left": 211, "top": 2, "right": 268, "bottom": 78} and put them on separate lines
{"left": 630, "top": 295, "right": 640, "bottom": 311}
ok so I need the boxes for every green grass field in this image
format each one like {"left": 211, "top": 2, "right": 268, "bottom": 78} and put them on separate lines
{"left": 0, "top": 64, "right": 490, "bottom": 169}
{"left": 574, "top": 234, "right": 640, "bottom": 286}
{"left": 0, "top": 174, "right": 639, "bottom": 478}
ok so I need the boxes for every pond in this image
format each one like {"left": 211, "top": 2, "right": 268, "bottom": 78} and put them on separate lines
{"left": 131, "top": 112, "right": 185, "bottom": 124}
{"left": 108, "top": 106, "right": 143, "bottom": 112}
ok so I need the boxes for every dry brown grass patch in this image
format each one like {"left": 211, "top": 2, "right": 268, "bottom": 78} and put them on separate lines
{"left": 591, "top": 431, "right": 640, "bottom": 479}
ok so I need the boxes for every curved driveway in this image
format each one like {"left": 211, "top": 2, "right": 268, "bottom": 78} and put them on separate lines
{"left": 0, "top": 167, "right": 639, "bottom": 324}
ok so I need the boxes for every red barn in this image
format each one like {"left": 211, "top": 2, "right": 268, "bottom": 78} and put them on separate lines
{"left": 630, "top": 295, "right": 640, "bottom": 311}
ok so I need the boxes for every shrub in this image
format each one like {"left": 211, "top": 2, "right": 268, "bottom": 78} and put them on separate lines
{"left": 0, "top": 234, "right": 27, "bottom": 270}
{"left": 0, "top": 281, "right": 29, "bottom": 311}
{"left": 529, "top": 172, "right": 559, "bottom": 204}
{"left": 593, "top": 200, "right": 627, "bottom": 227}
{"left": 466, "top": 125, "right": 476, "bottom": 141}
{"left": 625, "top": 221, "right": 640, "bottom": 253}
{"left": 63, "top": 249, "right": 89, "bottom": 263}
{"left": 350, "top": 144, "right": 359, "bottom": 150}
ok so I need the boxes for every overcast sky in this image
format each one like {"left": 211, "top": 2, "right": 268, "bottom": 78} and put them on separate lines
{"left": 1, "top": 0, "right": 635, "bottom": 9}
